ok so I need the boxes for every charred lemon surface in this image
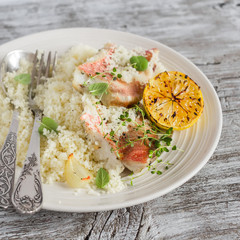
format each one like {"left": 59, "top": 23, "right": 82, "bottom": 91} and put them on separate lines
{"left": 143, "top": 71, "right": 204, "bottom": 130}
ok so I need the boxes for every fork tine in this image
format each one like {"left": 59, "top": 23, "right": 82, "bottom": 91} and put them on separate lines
{"left": 28, "top": 50, "right": 57, "bottom": 104}
{"left": 29, "top": 50, "right": 38, "bottom": 99}
{"left": 29, "top": 50, "right": 56, "bottom": 100}
{"left": 37, "top": 52, "right": 45, "bottom": 85}
{"left": 31, "top": 50, "right": 38, "bottom": 80}
{"left": 45, "top": 52, "right": 51, "bottom": 78}
{"left": 51, "top": 51, "right": 57, "bottom": 77}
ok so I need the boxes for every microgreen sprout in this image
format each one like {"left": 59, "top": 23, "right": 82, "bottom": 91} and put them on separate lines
{"left": 88, "top": 67, "right": 123, "bottom": 81}
{"left": 94, "top": 102, "right": 180, "bottom": 186}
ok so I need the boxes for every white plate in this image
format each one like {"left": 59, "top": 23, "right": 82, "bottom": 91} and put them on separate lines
{"left": 0, "top": 28, "right": 222, "bottom": 212}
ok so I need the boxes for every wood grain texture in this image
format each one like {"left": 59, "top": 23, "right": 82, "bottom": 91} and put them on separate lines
{"left": 0, "top": 0, "right": 240, "bottom": 239}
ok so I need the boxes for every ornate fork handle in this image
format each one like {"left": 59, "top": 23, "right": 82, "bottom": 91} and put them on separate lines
{"left": 12, "top": 110, "right": 43, "bottom": 214}
{"left": 0, "top": 110, "right": 19, "bottom": 208}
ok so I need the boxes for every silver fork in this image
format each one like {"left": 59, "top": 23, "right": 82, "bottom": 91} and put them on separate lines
{"left": 12, "top": 51, "right": 57, "bottom": 214}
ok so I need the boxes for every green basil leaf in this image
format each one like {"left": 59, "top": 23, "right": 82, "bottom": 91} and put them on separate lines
{"left": 95, "top": 168, "right": 110, "bottom": 189}
{"left": 38, "top": 116, "right": 58, "bottom": 135}
{"left": 130, "top": 56, "right": 148, "bottom": 71}
{"left": 88, "top": 83, "right": 109, "bottom": 96}
{"left": 14, "top": 73, "right": 31, "bottom": 85}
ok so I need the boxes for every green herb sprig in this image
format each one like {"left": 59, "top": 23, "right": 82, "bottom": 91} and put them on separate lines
{"left": 38, "top": 116, "right": 58, "bottom": 135}
{"left": 95, "top": 168, "right": 110, "bottom": 189}
{"left": 93, "top": 102, "right": 181, "bottom": 186}
{"left": 124, "top": 158, "right": 175, "bottom": 186}
{"left": 88, "top": 82, "right": 109, "bottom": 97}
{"left": 14, "top": 73, "right": 31, "bottom": 85}
{"left": 110, "top": 67, "right": 122, "bottom": 80}
{"left": 130, "top": 56, "right": 148, "bottom": 71}
{"left": 86, "top": 67, "right": 124, "bottom": 98}
{"left": 88, "top": 67, "right": 123, "bottom": 82}
{"left": 104, "top": 104, "right": 176, "bottom": 155}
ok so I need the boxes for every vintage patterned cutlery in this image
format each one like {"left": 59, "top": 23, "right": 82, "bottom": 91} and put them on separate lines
{"left": 12, "top": 51, "right": 56, "bottom": 214}
{"left": 0, "top": 51, "right": 35, "bottom": 208}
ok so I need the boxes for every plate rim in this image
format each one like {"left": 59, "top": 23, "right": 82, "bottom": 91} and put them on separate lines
{"left": 0, "top": 27, "right": 223, "bottom": 212}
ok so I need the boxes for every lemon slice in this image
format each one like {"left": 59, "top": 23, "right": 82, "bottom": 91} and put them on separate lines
{"left": 143, "top": 71, "right": 204, "bottom": 130}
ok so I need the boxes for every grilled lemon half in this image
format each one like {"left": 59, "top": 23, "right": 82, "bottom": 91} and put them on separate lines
{"left": 143, "top": 71, "right": 204, "bottom": 130}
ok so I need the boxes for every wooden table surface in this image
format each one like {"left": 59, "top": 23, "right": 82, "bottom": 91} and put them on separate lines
{"left": 0, "top": 0, "right": 239, "bottom": 239}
